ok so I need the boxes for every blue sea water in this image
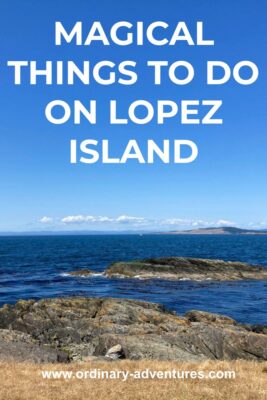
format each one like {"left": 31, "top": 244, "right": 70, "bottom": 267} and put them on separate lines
{"left": 0, "top": 234, "right": 266, "bottom": 325}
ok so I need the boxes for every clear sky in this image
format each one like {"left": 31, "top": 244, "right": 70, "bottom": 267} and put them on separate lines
{"left": 0, "top": 0, "right": 266, "bottom": 232}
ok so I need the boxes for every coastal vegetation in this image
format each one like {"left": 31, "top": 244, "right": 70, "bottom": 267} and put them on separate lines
{"left": 0, "top": 359, "right": 266, "bottom": 400}
{"left": 104, "top": 257, "right": 267, "bottom": 280}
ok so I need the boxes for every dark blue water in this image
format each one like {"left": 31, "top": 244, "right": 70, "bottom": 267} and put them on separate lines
{"left": 0, "top": 234, "right": 266, "bottom": 324}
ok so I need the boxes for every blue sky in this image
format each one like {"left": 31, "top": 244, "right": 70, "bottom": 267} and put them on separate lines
{"left": 0, "top": 0, "right": 266, "bottom": 232}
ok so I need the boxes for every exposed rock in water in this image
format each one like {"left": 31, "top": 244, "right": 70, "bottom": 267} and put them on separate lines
{"left": 68, "top": 269, "right": 95, "bottom": 277}
{"left": 104, "top": 257, "right": 267, "bottom": 281}
{"left": 0, "top": 297, "right": 266, "bottom": 363}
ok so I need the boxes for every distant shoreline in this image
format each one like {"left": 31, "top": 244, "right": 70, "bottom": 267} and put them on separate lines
{"left": 160, "top": 226, "right": 267, "bottom": 235}
{"left": 0, "top": 226, "right": 267, "bottom": 236}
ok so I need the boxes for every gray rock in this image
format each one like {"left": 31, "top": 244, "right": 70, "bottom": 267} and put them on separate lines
{"left": 105, "top": 344, "right": 125, "bottom": 359}
{"left": 0, "top": 297, "right": 266, "bottom": 362}
{"left": 185, "top": 310, "right": 237, "bottom": 325}
{"left": 0, "top": 329, "right": 69, "bottom": 363}
{"left": 104, "top": 257, "right": 267, "bottom": 281}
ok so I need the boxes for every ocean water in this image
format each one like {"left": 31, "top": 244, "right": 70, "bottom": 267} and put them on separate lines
{"left": 0, "top": 234, "right": 266, "bottom": 325}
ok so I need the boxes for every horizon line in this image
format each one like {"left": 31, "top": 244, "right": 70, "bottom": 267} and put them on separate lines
{"left": 1, "top": 226, "right": 267, "bottom": 236}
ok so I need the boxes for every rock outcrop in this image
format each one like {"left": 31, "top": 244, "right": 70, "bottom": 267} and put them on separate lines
{"left": 104, "top": 257, "right": 267, "bottom": 281}
{"left": 0, "top": 297, "right": 266, "bottom": 363}
{"left": 0, "top": 329, "right": 69, "bottom": 363}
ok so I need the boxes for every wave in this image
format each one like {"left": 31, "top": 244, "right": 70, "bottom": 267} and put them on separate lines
{"left": 60, "top": 272, "right": 105, "bottom": 278}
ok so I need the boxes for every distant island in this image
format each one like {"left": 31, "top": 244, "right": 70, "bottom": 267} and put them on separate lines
{"left": 162, "top": 226, "right": 267, "bottom": 235}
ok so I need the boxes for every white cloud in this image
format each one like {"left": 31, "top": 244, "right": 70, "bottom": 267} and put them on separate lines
{"left": 191, "top": 220, "right": 211, "bottom": 227}
{"left": 61, "top": 215, "right": 146, "bottom": 225}
{"left": 116, "top": 215, "right": 145, "bottom": 224}
{"left": 160, "top": 219, "right": 212, "bottom": 228}
{"left": 37, "top": 213, "right": 245, "bottom": 231}
{"left": 61, "top": 215, "right": 112, "bottom": 224}
{"left": 39, "top": 216, "right": 53, "bottom": 223}
{"left": 59, "top": 214, "right": 237, "bottom": 229}
{"left": 214, "top": 219, "right": 235, "bottom": 227}
{"left": 161, "top": 218, "right": 190, "bottom": 226}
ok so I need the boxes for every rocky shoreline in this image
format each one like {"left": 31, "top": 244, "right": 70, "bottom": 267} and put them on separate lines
{"left": 103, "top": 257, "right": 267, "bottom": 281}
{"left": 0, "top": 297, "right": 266, "bottom": 363}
